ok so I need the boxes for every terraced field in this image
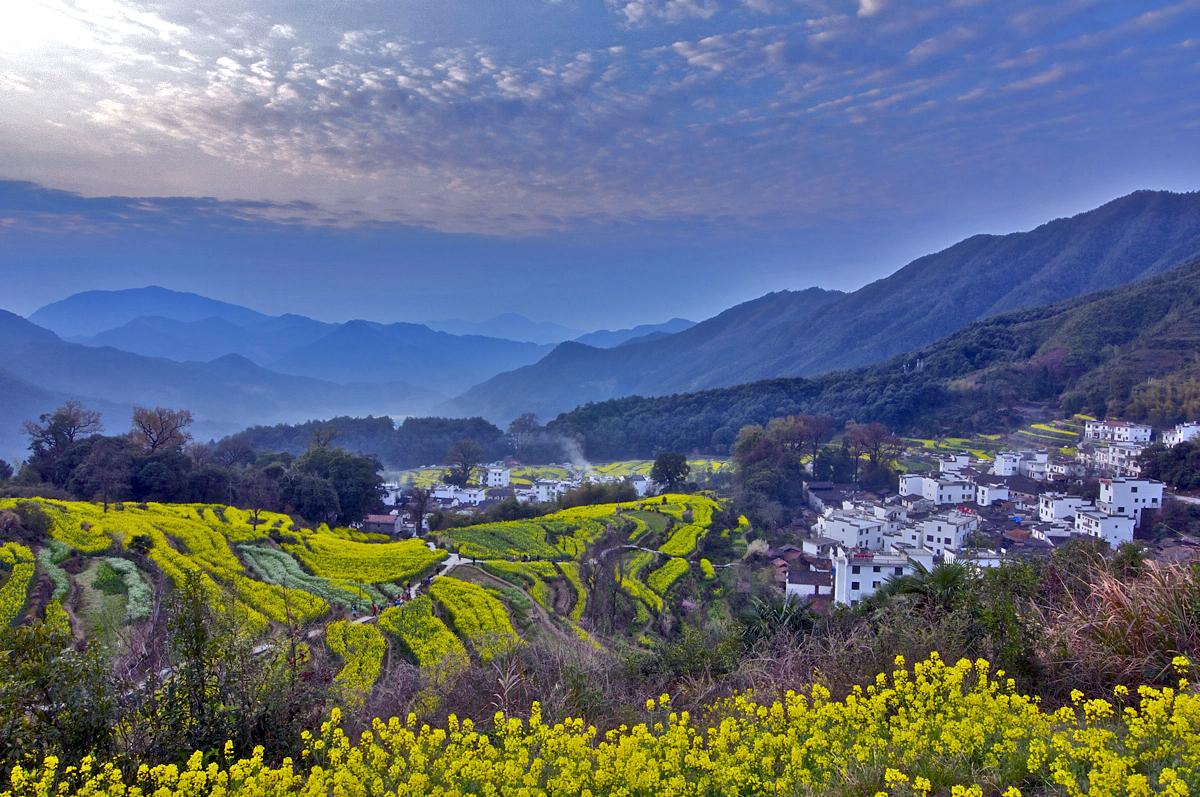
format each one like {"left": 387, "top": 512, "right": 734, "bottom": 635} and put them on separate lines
{"left": 0, "top": 492, "right": 743, "bottom": 700}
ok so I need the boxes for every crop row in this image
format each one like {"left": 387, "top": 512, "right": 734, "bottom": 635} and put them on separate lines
{"left": 101, "top": 557, "right": 153, "bottom": 622}
{"left": 428, "top": 577, "right": 518, "bottom": 662}
{"left": 325, "top": 620, "right": 387, "bottom": 702}
{"left": 239, "top": 545, "right": 367, "bottom": 608}
{"left": 646, "top": 557, "right": 689, "bottom": 595}
{"left": 377, "top": 595, "right": 469, "bottom": 676}
{"left": 285, "top": 535, "right": 445, "bottom": 585}
{"left": 0, "top": 542, "right": 35, "bottom": 626}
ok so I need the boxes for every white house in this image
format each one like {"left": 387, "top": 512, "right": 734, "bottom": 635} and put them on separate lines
{"left": 937, "top": 453, "right": 973, "bottom": 474}
{"left": 1099, "top": 477, "right": 1164, "bottom": 520}
{"left": 974, "top": 478, "right": 1010, "bottom": 507}
{"left": 533, "top": 479, "right": 567, "bottom": 504}
{"left": 484, "top": 467, "right": 512, "bottom": 488}
{"left": 898, "top": 474, "right": 973, "bottom": 506}
{"left": 1075, "top": 507, "right": 1136, "bottom": 548}
{"left": 991, "top": 451, "right": 1023, "bottom": 477}
{"left": 919, "top": 511, "right": 980, "bottom": 556}
{"left": 630, "top": 474, "right": 653, "bottom": 497}
{"left": 1039, "top": 492, "right": 1087, "bottom": 523}
{"left": 1085, "top": 419, "right": 1153, "bottom": 444}
{"left": 1164, "top": 422, "right": 1200, "bottom": 447}
{"left": 785, "top": 569, "right": 834, "bottom": 603}
{"left": 1018, "top": 451, "right": 1050, "bottom": 481}
{"left": 816, "top": 511, "right": 886, "bottom": 551}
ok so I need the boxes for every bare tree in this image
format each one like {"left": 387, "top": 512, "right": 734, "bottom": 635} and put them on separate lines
{"left": 72, "top": 439, "right": 133, "bottom": 512}
{"left": 405, "top": 487, "right": 433, "bottom": 536}
{"left": 844, "top": 421, "right": 902, "bottom": 470}
{"left": 130, "top": 406, "right": 194, "bottom": 453}
{"left": 309, "top": 424, "right": 339, "bottom": 450}
{"left": 237, "top": 471, "right": 280, "bottom": 527}
{"left": 23, "top": 400, "right": 103, "bottom": 451}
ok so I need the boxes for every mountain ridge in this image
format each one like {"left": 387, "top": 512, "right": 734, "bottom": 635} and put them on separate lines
{"left": 448, "top": 190, "right": 1200, "bottom": 422}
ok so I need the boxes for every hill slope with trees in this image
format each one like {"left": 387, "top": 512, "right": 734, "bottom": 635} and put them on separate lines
{"left": 451, "top": 190, "right": 1200, "bottom": 421}
{"left": 548, "top": 258, "right": 1200, "bottom": 458}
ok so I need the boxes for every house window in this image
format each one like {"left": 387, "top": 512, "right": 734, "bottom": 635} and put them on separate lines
{"left": 852, "top": 565, "right": 860, "bottom": 574}
{"left": 1132, "top": 486, "right": 1138, "bottom": 493}
{"left": 894, "top": 566, "right": 904, "bottom": 575}
{"left": 851, "top": 581, "right": 860, "bottom": 590}
{"left": 873, "top": 566, "right": 880, "bottom": 573}
{"left": 872, "top": 581, "right": 880, "bottom": 588}
{"left": 926, "top": 535, "right": 933, "bottom": 542}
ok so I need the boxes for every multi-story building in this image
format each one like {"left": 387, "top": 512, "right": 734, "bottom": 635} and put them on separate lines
{"left": 484, "top": 466, "right": 512, "bottom": 487}
{"left": 898, "top": 474, "right": 974, "bottom": 506}
{"left": 1085, "top": 419, "right": 1153, "bottom": 444}
{"left": 1038, "top": 492, "right": 1087, "bottom": 523}
{"left": 1099, "top": 477, "right": 1164, "bottom": 520}
{"left": 1163, "top": 422, "right": 1200, "bottom": 447}
{"left": 918, "top": 511, "right": 980, "bottom": 556}
{"left": 1074, "top": 507, "right": 1137, "bottom": 548}
{"left": 831, "top": 545, "right": 937, "bottom": 606}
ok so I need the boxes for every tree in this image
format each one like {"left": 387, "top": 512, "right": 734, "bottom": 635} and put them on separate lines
{"left": 0, "top": 460, "right": 12, "bottom": 482}
{"left": 444, "top": 438, "right": 484, "bottom": 487}
{"left": 236, "top": 470, "right": 281, "bottom": 527}
{"left": 404, "top": 487, "right": 433, "bottom": 535}
{"left": 294, "top": 447, "right": 383, "bottom": 525}
{"left": 211, "top": 438, "right": 257, "bottom": 469}
{"left": 650, "top": 452, "right": 691, "bottom": 493}
{"left": 23, "top": 402, "right": 104, "bottom": 487}
{"left": 286, "top": 473, "right": 341, "bottom": 524}
{"left": 68, "top": 437, "right": 133, "bottom": 511}
{"left": 843, "top": 421, "right": 902, "bottom": 482}
{"left": 308, "top": 424, "right": 339, "bottom": 450}
{"left": 131, "top": 450, "right": 193, "bottom": 503}
{"left": 130, "top": 407, "right": 194, "bottom": 453}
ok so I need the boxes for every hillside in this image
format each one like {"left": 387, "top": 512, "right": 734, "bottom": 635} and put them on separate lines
{"left": 451, "top": 190, "right": 1200, "bottom": 422}
{"left": 0, "top": 311, "right": 438, "bottom": 460}
{"left": 549, "top": 258, "right": 1200, "bottom": 459}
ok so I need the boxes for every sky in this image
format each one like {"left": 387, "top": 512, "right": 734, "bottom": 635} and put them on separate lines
{"left": 0, "top": 0, "right": 1198, "bottom": 328}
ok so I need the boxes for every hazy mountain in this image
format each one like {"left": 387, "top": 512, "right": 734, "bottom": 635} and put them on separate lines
{"left": 82, "top": 313, "right": 335, "bottom": 363}
{"left": 0, "top": 310, "right": 441, "bottom": 461}
{"left": 427, "top": 313, "right": 583, "bottom": 345}
{"left": 445, "top": 287, "right": 846, "bottom": 420}
{"left": 548, "top": 258, "right": 1200, "bottom": 459}
{"left": 268, "top": 320, "right": 550, "bottom": 395}
{"left": 44, "top": 288, "right": 553, "bottom": 395}
{"left": 448, "top": 190, "right": 1200, "bottom": 422}
{"left": 29, "top": 285, "right": 271, "bottom": 339}
{"left": 574, "top": 318, "right": 695, "bottom": 348}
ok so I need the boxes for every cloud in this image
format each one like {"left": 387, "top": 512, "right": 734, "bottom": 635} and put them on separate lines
{"left": 0, "top": 0, "right": 1195, "bottom": 236}
{"left": 858, "top": 0, "right": 886, "bottom": 18}
{"left": 607, "top": 0, "right": 721, "bottom": 26}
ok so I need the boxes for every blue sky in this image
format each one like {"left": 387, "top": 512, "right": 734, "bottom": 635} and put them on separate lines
{"left": 0, "top": 0, "right": 1197, "bottom": 327}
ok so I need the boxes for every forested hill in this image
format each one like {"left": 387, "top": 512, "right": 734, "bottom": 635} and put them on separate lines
{"left": 450, "top": 190, "right": 1200, "bottom": 422}
{"left": 548, "top": 258, "right": 1200, "bottom": 459}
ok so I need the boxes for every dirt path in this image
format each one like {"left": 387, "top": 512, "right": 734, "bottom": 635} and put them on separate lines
{"left": 450, "top": 564, "right": 576, "bottom": 645}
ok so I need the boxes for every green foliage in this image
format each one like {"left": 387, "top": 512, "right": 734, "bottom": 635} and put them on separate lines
{"left": 1138, "top": 441, "right": 1200, "bottom": 491}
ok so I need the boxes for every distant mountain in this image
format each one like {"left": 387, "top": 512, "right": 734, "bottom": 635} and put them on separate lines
{"left": 427, "top": 313, "right": 583, "bottom": 345}
{"left": 42, "top": 288, "right": 553, "bottom": 396}
{"left": 0, "top": 311, "right": 440, "bottom": 461}
{"left": 445, "top": 287, "right": 846, "bottom": 420}
{"left": 448, "top": 190, "right": 1200, "bottom": 422}
{"left": 548, "top": 258, "right": 1200, "bottom": 459}
{"left": 268, "top": 320, "right": 550, "bottom": 395}
{"left": 29, "top": 285, "right": 271, "bottom": 340}
{"left": 574, "top": 318, "right": 695, "bottom": 348}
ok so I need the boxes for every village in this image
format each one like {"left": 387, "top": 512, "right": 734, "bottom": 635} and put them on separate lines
{"left": 771, "top": 418, "right": 1199, "bottom": 611}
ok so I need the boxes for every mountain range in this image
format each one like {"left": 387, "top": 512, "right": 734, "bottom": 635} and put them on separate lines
{"left": 449, "top": 190, "right": 1200, "bottom": 421}
{"left": 3, "top": 188, "right": 1198, "bottom": 463}
{"left": 549, "top": 257, "right": 1200, "bottom": 459}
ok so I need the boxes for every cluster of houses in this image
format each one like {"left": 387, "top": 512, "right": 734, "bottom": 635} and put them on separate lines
{"left": 365, "top": 463, "right": 657, "bottom": 533}
{"left": 775, "top": 417, "right": 1194, "bottom": 610}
